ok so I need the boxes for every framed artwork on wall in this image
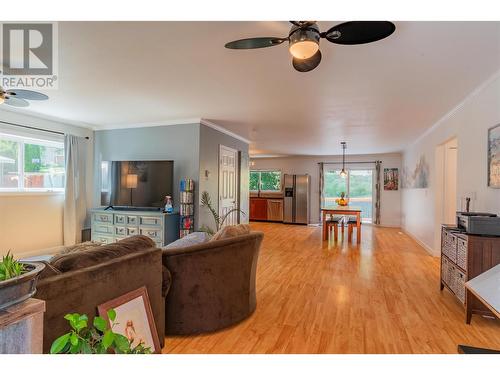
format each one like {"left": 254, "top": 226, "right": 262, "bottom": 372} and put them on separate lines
{"left": 488, "top": 123, "right": 500, "bottom": 188}
{"left": 383, "top": 168, "right": 399, "bottom": 190}
{"left": 98, "top": 286, "right": 160, "bottom": 353}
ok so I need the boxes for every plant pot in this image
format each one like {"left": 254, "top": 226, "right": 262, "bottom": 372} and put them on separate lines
{"left": 0, "top": 262, "right": 45, "bottom": 310}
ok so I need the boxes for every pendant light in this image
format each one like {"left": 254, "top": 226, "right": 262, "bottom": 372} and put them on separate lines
{"left": 339, "top": 142, "right": 347, "bottom": 178}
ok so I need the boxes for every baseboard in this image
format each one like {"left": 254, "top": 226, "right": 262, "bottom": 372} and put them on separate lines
{"left": 402, "top": 229, "right": 438, "bottom": 257}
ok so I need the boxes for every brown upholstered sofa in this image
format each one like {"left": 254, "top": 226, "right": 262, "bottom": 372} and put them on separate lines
{"left": 162, "top": 231, "right": 264, "bottom": 335}
{"left": 34, "top": 236, "right": 168, "bottom": 353}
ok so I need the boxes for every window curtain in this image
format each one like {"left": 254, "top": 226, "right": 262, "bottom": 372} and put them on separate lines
{"left": 374, "top": 161, "right": 381, "bottom": 225}
{"left": 63, "top": 134, "right": 87, "bottom": 245}
{"left": 319, "top": 162, "right": 324, "bottom": 222}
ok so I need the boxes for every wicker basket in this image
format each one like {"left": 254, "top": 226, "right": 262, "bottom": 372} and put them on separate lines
{"left": 457, "top": 237, "right": 468, "bottom": 271}
{"left": 454, "top": 268, "right": 466, "bottom": 304}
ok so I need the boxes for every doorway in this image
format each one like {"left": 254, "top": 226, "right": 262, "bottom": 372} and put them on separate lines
{"left": 434, "top": 137, "right": 458, "bottom": 250}
{"left": 219, "top": 145, "right": 239, "bottom": 227}
{"left": 323, "top": 168, "right": 374, "bottom": 223}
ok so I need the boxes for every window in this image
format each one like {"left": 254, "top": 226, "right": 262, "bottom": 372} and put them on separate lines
{"left": 0, "top": 133, "right": 65, "bottom": 192}
{"left": 323, "top": 169, "right": 373, "bottom": 222}
{"left": 250, "top": 170, "right": 281, "bottom": 192}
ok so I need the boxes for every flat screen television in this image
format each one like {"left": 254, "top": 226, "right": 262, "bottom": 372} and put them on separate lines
{"left": 100, "top": 160, "right": 174, "bottom": 209}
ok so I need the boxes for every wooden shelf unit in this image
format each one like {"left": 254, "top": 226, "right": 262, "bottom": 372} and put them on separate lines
{"left": 440, "top": 225, "right": 500, "bottom": 323}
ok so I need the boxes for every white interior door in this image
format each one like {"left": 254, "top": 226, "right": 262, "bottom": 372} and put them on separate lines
{"left": 219, "top": 145, "right": 238, "bottom": 227}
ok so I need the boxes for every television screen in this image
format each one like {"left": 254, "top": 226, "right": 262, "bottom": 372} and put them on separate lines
{"left": 100, "top": 160, "right": 174, "bottom": 208}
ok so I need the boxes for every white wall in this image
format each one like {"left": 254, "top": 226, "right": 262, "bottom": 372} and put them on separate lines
{"left": 250, "top": 153, "right": 402, "bottom": 227}
{"left": 402, "top": 71, "right": 500, "bottom": 256}
{"left": 0, "top": 109, "right": 93, "bottom": 257}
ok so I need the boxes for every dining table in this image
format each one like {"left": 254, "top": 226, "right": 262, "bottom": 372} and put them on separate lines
{"left": 321, "top": 205, "right": 362, "bottom": 243}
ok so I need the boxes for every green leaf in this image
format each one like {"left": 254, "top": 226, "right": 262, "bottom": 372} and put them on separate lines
{"left": 50, "top": 333, "right": 71, "bottom": 354}
{"left": 93, "top": 316, "right": 107, "bottom": 332}
{"left": 70, "top": 332, "right": 79, "bottom": 346}
{"left": 102, "top": 330, "right": 114, "bottom": 349}
{"left": 107, "top": 309, "right": 116, "bottom": 322}
{"left": 75, "top": 319, "right": 88, "bottom": 331}
{"left": 81, "top": 341, "right": 92, "bottom": 354}
{"left": 113, "top": 334, "right": 129, "bottom": 353}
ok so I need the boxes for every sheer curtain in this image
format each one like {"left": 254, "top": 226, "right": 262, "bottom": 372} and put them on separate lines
{"left": 63, "top": 134, "right": 87, "bottom": 245}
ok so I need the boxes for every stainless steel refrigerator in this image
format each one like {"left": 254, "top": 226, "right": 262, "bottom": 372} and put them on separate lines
{"left": 283, "top": 174, "right": 310, "bottom": 224}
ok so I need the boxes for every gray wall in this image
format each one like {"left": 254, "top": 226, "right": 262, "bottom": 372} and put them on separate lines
{"left": 93, "top": 124, "right": 200, "bottom": 216}
{"left": 93, "top": 122, "right": 250, "bottom": 231}
{"left": 198, "top": 124, "right": 250, "bottom": 231}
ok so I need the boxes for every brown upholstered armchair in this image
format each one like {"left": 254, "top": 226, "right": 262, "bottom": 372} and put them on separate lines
{"left": 162, "top": 232, "right": 264, "bottom": 335}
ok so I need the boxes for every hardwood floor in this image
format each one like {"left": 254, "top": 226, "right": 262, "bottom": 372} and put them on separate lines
{"left": 163, "top": 223, "right": 500, "bottom": 354}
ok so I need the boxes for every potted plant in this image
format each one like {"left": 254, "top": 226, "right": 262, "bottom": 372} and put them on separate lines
{"left": 200, "top": 191, "right": 245, "bottom": 235}
{"left": 0, "top": 251, "right": 45, "bottom": 310}
{"left": 50, "top": 309, "right": 152, "bottom": 354}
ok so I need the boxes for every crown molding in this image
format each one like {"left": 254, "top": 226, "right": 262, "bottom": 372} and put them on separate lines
{"left": 200, "top": 119, "right": 251, "bottom": 144}
{"left": 92, "top": 117, "right": 202, "bottom": 131}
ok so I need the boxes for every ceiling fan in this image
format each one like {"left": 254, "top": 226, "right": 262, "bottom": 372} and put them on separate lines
{"left": 0, "top": 87, "right": 49, "bottom": 107}
{"left": 225, "top": 21, "right": 396, "bottom": 72}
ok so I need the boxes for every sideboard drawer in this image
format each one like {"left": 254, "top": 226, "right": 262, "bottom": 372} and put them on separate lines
{"left": 93, "top": 213, "right": 113, "bottom": 223}
{"left": 93, "top": 224, "right": 113, "bottom": 235}
{"left": 140, "top": 228, "right": 162, "bottom": 240}
{"left": 139, "top": 216, "right": 162, "bottom": 227}
{"left": 457, "top": 238, "right": 468, "bottom": 271}
{"left": 114, "top": 214, "right": 126, "bottom": 225}
{"left": 127, "top": 216, "right": 138, "bottom": 225}
{"left": 127, "top": 227, "right": 139, "bottom": 236}
{"left": 115, "top": 226, "right": 127, "bottom": 236}
{"left": 94, "top": 235, "right": 113, "bottom": 244}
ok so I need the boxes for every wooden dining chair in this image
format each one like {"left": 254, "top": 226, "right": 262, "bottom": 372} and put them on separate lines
{"left": 347, "top": 216, "right": 361, "bottom": 242}
{"left": 326, "top": 215, "right": 343, "bottom": 241}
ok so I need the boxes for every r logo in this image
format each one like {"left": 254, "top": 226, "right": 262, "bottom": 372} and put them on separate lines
{"left": 2, "top": 23, "right": 53, "bottom": 76}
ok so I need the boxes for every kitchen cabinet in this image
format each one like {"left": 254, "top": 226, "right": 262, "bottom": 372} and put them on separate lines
{"left": 267, "top": 199, "right": 284, "bottom": 222}
{"left": 250, "top": 197, "right": 283, "bottom": 222}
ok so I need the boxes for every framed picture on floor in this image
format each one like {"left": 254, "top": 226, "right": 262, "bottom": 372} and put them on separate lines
{"left": 488, "top": 124, "right": 500, "bottom": 188}
{"left": 383, "top": 168, "right": 399, "bottom": 190}
{"left": 98, "top": 286, "right": 160, "bottom": 353}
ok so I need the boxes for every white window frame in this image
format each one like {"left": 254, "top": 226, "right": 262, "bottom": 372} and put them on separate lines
{"left": 250, "top": 169, "right": 282, "bottom": 193}
{"left": 0, "top": 132, "right": 65, "bottom": 193}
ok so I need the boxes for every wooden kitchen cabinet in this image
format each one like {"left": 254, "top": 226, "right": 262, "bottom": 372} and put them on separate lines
{"left": 267, "top": 199, "right": 283, "bottom": 222}
{"left": 250, "top": 197, "right": 283, "bottom": 222}
{"left": 250, "top": 198, "right": 268, "bottom": 221}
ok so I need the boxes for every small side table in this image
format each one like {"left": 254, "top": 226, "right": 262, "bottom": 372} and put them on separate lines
{"left": 0, "top": 298, "right": 45, "bottom": 354}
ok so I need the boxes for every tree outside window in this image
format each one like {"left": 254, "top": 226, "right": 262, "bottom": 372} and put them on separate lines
{"left": 250, "top": 170, "right": 281, "bottom": 192}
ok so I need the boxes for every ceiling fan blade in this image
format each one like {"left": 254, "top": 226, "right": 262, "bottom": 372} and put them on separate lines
{"left": 6, "top": 89, "right": 48, "bottom": 100}
{"left": 292, "top": 50, "right": 322, "bottom": 72}
{"left": 225, "top": 37, "right": 287, "bottom": 49}
{"left": 323, "top": 21, "right": 395, "bottom": 45}
{"left": 4, "top": 96, "right": 30, "bottom": 107}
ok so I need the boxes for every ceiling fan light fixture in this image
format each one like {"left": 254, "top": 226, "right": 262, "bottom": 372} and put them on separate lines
{"left": 288, "top": 25, "right": 320, "bottom": 60}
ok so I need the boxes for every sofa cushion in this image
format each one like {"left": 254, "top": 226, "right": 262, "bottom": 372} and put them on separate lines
{"left": 163, "top": 231, "right": 211, "bottom": 250}
{"left": 211, "top": 224, "right": 251, "bottom": 241}
{"left": 54, "top": 241, "right": 103, "bottom": 256}
{"left": 50, "top": 235, "right": 156, "bottom": 273}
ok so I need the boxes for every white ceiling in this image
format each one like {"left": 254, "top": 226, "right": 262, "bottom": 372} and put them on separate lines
{"left": 3, "top": 21, "right": 500, "bottom": 156}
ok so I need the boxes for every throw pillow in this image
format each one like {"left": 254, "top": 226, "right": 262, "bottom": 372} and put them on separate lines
{"left": 163, "top": 231, "right": 211, "bottom": 250}
{"left": 211, "top": 224, "right": 251, "bottom": 241}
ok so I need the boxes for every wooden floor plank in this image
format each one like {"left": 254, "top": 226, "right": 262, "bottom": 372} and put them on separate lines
{"left": 163, "top": 223, "right": 500, "bottom": 353}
